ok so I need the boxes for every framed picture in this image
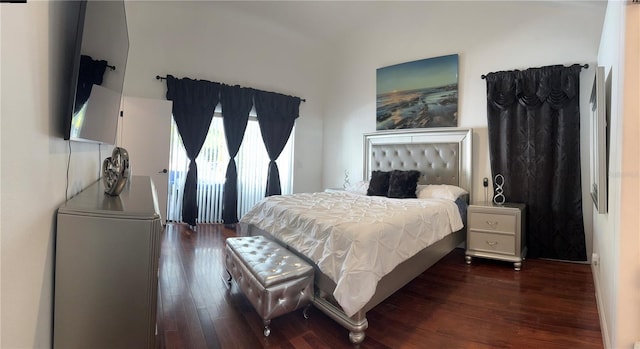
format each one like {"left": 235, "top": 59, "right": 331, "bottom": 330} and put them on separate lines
{"left": 589, "top": 66, "right": 607, "bottom": 214}
{"left": 376, "top": 54, "right": 459, "bottom": 130}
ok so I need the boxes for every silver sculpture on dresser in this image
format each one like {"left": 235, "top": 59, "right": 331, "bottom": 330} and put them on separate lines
{"left": 102, "top": 147, "right": 130, "bottom": 196}
{"left": 493, "top": 174, "right": 505, "bottom": 205}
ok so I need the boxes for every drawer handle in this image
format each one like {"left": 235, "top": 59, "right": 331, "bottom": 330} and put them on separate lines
{"left": 485, "top": 220, "right": 499, "bottom": 229}
{"left": 485, "top": 240, "right": 499, "bottom": 248}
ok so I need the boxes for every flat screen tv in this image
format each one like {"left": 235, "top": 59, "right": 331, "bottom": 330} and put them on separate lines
{"left": 64, "top": 0, "right": 129, "bottom": 145}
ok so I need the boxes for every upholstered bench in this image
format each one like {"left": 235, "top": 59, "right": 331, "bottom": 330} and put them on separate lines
{"left": 225, "top": 235, "right": 314, "bottom": 337}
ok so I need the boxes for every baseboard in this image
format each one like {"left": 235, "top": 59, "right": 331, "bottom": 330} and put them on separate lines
{"left": 592, "top": 263, "right": 611, "bottom": 349}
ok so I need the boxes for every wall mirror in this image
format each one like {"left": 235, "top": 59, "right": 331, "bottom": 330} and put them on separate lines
{"left": 589, "top": 66, "right": 608, "bottom": 214}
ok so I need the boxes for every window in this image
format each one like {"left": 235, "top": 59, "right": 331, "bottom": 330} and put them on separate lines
{"left": 167, "top": 114, "right": 293, "bottom": 223}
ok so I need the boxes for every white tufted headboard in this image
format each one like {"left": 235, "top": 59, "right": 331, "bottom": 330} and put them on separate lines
{"left": 363, "top": 128, "right": 473, "bottom": 201}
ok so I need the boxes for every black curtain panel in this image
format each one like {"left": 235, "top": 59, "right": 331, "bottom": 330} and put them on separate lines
{"left": 220, "top": 85, "right": 253, "bottom": 224}
{"left": 254, "top": 90, "right": 301, "bottom": 196}
{"left": 485, "top": 64, "right": 586, "bottom": 261}
{"left": 165, "top": 75, "right": 220, "bottom": 227}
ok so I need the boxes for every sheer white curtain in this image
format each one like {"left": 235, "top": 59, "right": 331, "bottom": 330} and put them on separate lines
{"left": 167, "top": 114, "right": 293, "bottom": 223}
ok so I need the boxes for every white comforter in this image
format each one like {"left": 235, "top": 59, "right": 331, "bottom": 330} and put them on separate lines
{"left": 240, "top": 191, "right": 464, "bottom": 317}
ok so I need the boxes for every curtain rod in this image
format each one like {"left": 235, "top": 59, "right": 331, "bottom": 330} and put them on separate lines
{"left": 155, "top": 75, "right": 306, "bottom": 102}
{"left": 480, "top": 64, "right": 589, "bottom": 80}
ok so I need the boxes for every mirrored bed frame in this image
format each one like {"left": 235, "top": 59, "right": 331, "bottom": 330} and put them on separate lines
{"left": 239, "top": 127, "right": 473, "bottom": 344}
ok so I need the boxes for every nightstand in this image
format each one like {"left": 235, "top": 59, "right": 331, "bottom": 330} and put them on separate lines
{"left": 465, "top": 202, "right": 526, "bottom": 271}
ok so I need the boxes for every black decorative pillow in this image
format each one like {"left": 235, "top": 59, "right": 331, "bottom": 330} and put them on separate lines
{"left": 387, "top": 170, "right": 421, "bottom": 198}
{"left": 367, "top": 171, "right": 391, "bottom": 196}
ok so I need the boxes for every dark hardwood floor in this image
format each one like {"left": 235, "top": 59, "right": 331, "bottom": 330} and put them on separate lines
{"left": 156, "top": 223, "right": 603, "bottom": 349}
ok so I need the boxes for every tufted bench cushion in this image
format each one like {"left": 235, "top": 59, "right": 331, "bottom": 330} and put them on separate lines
{"left": 225, "top": 235, "right": 313, "bottom": 336}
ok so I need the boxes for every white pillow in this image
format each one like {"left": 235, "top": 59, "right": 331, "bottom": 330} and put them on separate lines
{"left": 416, "top": 184, "right": 468, "bottom": 201}
{"left": 345, "top": 180, "right": 369, "bottom": 195}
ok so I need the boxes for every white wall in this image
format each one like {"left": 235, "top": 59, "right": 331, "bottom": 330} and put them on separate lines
{"left": 122, "top": 1, "right": 327, "bottom": 194}
{"left": 593, "top": 3, "right": 623, "bottom": 347}
{"left": 617, "top": 6, "right": 640, "bottom": 348}
{"left": 1, "top": 2, "right": 111, "bottom": 347}
{"left": 594, "top": 2, "right": 640, "bottom": 348}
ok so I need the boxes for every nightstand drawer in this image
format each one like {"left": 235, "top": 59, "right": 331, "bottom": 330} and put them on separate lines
{"left": 468, "top": 231, "right": 516, "bottom": 255}
{"left": 468, "top": 212, "right": 516, "bottom": 234}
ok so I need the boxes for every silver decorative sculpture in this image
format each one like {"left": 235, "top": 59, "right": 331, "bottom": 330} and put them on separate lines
{"left": 493, "top": 174, "right": 505, "bottom": 205}
{"left": 103, "top": 147, "right": 130, "bottom": 196}
{"left": 343, "top": 169, "right": 350, "bottom": 190}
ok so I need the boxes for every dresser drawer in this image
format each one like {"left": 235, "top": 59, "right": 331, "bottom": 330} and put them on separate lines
{"left": 468, "top": 212, "right": 516, "bottom": 234}
{"left": 468, "top": 231, "right": 516, "bottom": 255}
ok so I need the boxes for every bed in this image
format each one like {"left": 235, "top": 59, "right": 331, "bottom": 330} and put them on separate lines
{"left": 238, "top": 127, "right": 473, "bottom": 344}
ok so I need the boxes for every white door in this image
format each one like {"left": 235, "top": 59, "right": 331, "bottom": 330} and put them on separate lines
{"left": 119, "top": 96, "right": 172, "bottom": 222}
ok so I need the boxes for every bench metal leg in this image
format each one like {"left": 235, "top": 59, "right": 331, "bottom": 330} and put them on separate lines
{"left": 263, "top": 319, "right": 271, "bottom": 337}
{"left": 225, "top": 269, "right": 232, "bottom": 286}
{"left": 303, "top": 304, "right": 312, "bottom": 319}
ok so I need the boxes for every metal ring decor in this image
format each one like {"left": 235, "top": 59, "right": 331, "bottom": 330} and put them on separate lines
{"left": 102, "top": 147, "right": 130, "bottom": 196}
{"left": 493, "top": 174, "right": 505, "bottom": 205}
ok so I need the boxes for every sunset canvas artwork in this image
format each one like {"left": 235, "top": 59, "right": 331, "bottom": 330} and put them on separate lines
{"left": 376, "top": 54, "right": 459, "bottom": 130}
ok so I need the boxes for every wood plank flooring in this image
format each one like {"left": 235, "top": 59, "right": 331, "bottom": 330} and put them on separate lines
{"left": 156, "top": 223, "right": 603, "bottom": 349}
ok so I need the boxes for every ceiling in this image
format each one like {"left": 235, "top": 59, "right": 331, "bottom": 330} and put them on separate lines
{"left": 210, "top": 1, "right": 607, "bottom": 46}
{"left": 211, "top": 1, "right": 394, "bottom": 44}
